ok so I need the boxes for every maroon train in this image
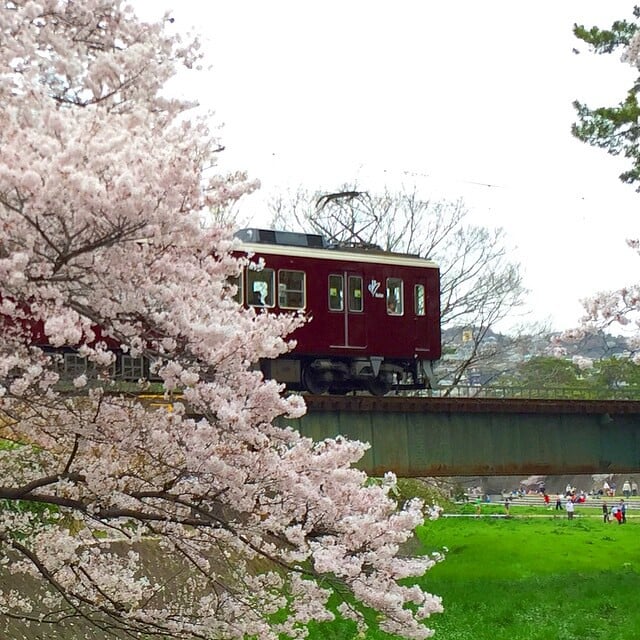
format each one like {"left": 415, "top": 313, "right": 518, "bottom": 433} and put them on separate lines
{"left": 234, "top": 229, "right": 441, "bottom": 395}
{"left": 3, "top": 229, "right": 441, "bottom": 395}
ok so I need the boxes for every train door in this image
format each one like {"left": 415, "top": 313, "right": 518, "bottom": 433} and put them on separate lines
{"left": 327, "top": 272, "right": 367, "bottom": 350}
{"left": 413, "top": 282, "right": 431, "bottom": 353}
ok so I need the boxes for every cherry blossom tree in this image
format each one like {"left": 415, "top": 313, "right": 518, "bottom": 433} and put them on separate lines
{"left": 0, "top": 2, "right": 442, "bottom": 639}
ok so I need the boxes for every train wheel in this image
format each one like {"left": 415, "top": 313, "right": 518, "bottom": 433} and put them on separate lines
{"left": 367, "top": 376, "right": 391, "bottom": 396}
{"left": 302, "top": 366, "right": 330, "bottom": 395}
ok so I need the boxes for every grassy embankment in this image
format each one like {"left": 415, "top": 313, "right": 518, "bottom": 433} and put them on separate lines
{"left": 309, "top": 504, "right": 640, "bottom": 640}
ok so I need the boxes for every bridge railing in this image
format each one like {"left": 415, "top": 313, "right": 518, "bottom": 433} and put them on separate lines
{"left": 426, "top": 385, "right": 640, "bottom": 401}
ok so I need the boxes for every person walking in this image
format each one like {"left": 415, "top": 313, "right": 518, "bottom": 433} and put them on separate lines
{"left": 555, "top": 494, "right": 562, "bottom": 510}
{"left": 566, "top": 497, "right": 575, "bottom": 520}
{"left": 620, "top": 499, "right": 627, "bottom": 524}
{"left": 602, "top": 501, "right": 610, "bottom": 523}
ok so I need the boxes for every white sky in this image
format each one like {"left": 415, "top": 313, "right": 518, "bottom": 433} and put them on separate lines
{"left": 132, "top": 0, "right": 640, "bottom": 332}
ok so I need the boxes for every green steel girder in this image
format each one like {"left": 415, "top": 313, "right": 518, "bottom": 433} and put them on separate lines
{"left": 281, "top": 396, "right": 640, "bottom": 476}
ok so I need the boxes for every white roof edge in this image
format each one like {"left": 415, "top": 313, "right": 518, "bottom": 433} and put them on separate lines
{"left": 238, "top": 242, "right": 439, "bottom": 269}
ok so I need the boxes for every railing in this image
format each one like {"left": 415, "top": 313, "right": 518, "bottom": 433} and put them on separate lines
{"left": 25, "top": 376, "right": 640, "bottom": 403}
{"left": 426, "top": 385, "right": 640, "bottom": 401}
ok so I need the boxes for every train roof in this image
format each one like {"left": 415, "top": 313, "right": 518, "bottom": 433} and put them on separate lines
{"left": 235, "top": 228, "right": 328, "bottom": 248}
{"left": 234, "top": 228, "right": 438, "bottom": 269}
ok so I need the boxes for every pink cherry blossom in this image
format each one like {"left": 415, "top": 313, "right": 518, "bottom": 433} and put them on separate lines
{"left": 0, "top": 2, "right": 442, "bottom": 639}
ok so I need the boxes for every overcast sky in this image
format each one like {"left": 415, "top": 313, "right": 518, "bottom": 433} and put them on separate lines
{"left": 132, "top": 1, "right": 640, "bottom": 332}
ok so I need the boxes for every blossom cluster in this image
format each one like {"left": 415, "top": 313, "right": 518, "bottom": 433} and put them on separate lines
{"left": 0, "top": 2, "right": 442, "bottom": 639}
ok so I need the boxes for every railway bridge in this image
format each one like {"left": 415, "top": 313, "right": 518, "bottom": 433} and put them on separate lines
{"left": 287, "top": 395, "right": 640, "bottom": 477}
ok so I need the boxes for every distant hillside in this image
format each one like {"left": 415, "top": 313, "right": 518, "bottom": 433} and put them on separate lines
{"left": 442, "top": 326, "right": 633, "bottom": 361}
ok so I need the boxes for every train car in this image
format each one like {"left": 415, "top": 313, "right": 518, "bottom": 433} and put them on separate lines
{"left": 234, "top": 228, "right": 441, "bottom": 395}
{"left": 1, "top": 229, "right": 440, "bottom": 394}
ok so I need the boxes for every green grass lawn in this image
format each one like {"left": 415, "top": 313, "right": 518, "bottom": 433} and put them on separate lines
{"left": 5, "top": 494, "right": 636, "bottom": 640}
{"left": 309, "top": 508, "right": 640, "bottom": 640}
{"left": 415, "top": 513, "right": 640, "bottom": 640}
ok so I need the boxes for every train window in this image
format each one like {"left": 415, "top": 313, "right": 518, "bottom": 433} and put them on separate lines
{"left": 62, "top": 353, "right": 90, "bottom": 378}
{"left": 247, "top": 268, "right": 275, "bottom": 307}
{"left": 120, "top": 354, "right": 146, "bottom": 380}
{"left": 59, "top": 354, "right": 115, "bottom": 379}
{"left": 278, "top": 270, "right": 305, "bottom": 309}
{"left": 386, "top": 278, "right": 403, "bottom": 315}
{"left": 348, "top": 276, "right": 363, "bottom": 312}
{"left": 329, "top": 275, "right": 344, "bottom": 311}
{"left": 414, "top": 284, "right": 426, "bottom": 316}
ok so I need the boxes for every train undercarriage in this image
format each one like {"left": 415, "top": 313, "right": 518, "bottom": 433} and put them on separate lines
{"left": 32, "top": 348, "right": 435, "bottom": 397}
{"left": 261, "top": 355, "right": 436, "bottom": 396}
